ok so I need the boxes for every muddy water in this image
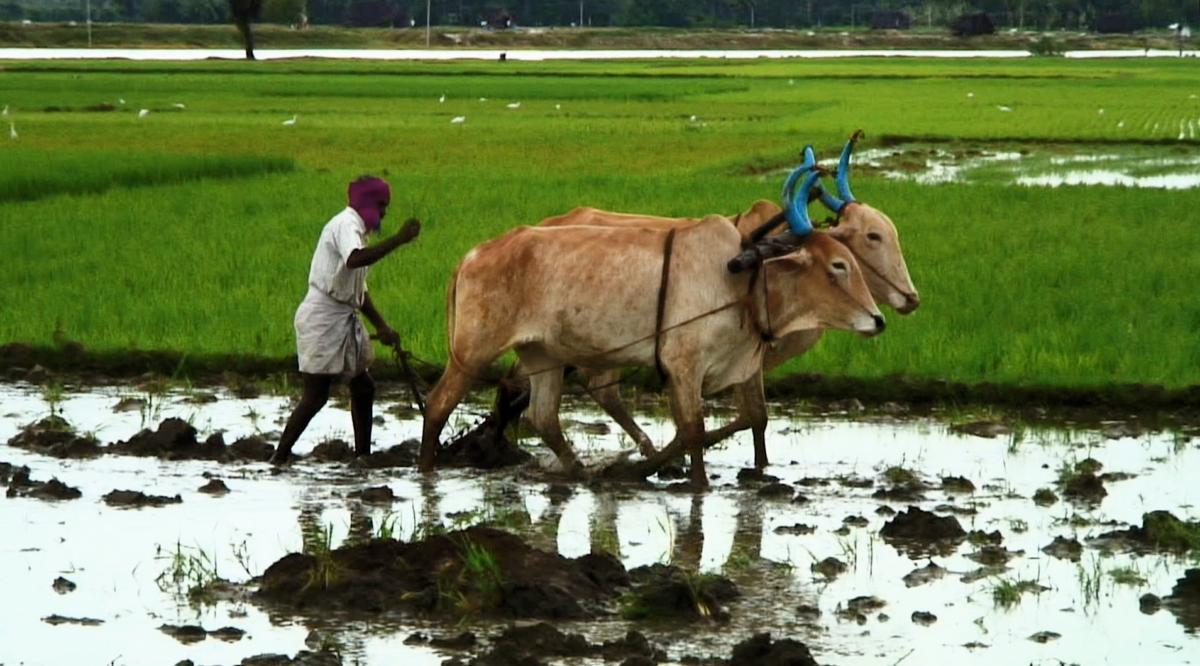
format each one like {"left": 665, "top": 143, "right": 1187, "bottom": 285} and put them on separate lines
{"left": 836, "top": 142, "right": 1200, "bottom": 190}
{"left": 2, "top": 382, "right": 1198, "bottom": 665}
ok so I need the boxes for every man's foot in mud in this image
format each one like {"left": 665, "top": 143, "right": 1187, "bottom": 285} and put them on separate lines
{"left": 268, "top": 450, "right": 293, "bottom": 466}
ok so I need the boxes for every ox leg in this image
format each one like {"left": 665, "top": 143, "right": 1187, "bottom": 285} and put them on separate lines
{"left": 668, "top": 375, "right": 707, "bottom": 489}
{"left": 737, "top": 371, "right": 770, "bottom": 468}
{"left": 583, "top": 369, "right": 656, "bottom": 457}
{"left": 419, "top": 362, "right": 475, "bottom": 473}
{"left": 525, "top": 363, "right": 583, "bottom": 476}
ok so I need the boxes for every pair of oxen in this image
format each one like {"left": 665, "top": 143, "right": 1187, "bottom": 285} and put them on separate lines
{"left": 419, "top": 134, "right": 920, "bottom": 487}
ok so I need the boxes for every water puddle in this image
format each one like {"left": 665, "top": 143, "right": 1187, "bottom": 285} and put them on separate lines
{"left": 1, "top": 382, "right": 1198, "bottom": 665}
{"left": 810, "top": 141, "right": 1200, "bottom": 190}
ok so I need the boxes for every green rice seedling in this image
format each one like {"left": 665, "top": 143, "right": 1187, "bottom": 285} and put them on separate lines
{"left": 1078, "top": 555, "right": 1105, "bottom": 609}
{"left": 230, "top": 539, "right": 256, "bottom": 579}
{"left": 302, "top": 523, "right": 340, "bottom": 592}
{"left": 1108, "top": 565, "right": 1148, "bottom": 587}
{"left": 990, "top": 576, "right": 1045, "bottom": 609}
{"left": 375, "top": 512, "right": 400, "bottom": 541}
{"left": 154, "top": 541, "right": 220, "bottom": 604}
{"left": 438, "top": 534, "right": 505, "bottom": 616}
{"left": 41, "top": 381, "right": 65, "bottom": 420}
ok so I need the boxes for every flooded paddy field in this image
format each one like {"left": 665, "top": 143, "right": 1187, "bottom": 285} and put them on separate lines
{"left": 760, "top": 140, "right": 1200, "bottom": 190}
{"left": 3, "top": 381, "right": 1199, "bottom": 665}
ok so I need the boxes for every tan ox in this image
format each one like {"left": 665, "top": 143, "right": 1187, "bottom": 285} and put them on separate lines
{"left": 419, "top": 216, "right": 884, "bottom": 486}
{"left": 536, "top": 196, "right": 918, "bottom": 467}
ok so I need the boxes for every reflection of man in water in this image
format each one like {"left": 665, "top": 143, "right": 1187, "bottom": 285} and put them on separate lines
{"left": 270, "top": 176, "right": 420, "bottom": 465}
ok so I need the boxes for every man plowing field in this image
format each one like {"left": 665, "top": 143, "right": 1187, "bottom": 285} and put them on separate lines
{"left": 270, "top": 176, "right": 420, "bottom": 465}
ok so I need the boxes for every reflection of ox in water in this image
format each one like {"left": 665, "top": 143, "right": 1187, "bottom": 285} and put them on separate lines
{"left": 524, "top": 134, "right": 920, "bottom": 468}
{"left": 419, "top": 165, "right": 885, "bottom": 486}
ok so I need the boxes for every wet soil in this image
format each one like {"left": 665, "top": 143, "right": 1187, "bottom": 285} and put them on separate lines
{"left": 1164, "top": 569, "right": 1200, "bottom": 632}
{"left": 7, "top": 416, "right": 101, "bottom": 458}
{"left": 102, "top": 489, "right": 183, "bottom": 508}
{"left": 879, "top": 506, "right": 967, "bottom": 556}
{"left": 625, "top": 564, "right": 739, "bottom": 623}
{"left": 1095, "top": 511, "right": 1200, "bottom": 553}
{"left": 257, "top": 526, "right": 627, "bottom": 619}
{"left": 3, "top": 466, "right": 82, "bottom": 500}
{"left": 8, "top": 342, "right": 1200, "bottom": 413}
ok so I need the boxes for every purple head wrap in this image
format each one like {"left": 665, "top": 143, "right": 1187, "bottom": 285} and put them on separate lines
{"left": 348, "top": 177, "right": 391, "bottom": 233}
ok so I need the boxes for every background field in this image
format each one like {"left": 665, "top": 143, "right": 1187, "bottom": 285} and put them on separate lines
{"left": 1, "top": 57, "right": 1198, "bottom": 392}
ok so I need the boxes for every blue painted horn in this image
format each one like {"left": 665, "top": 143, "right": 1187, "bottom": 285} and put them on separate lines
{"left": 818, "top": 130, "right": 863, "bottom": 213}
{"left": 779, "top": 146, "right": 819, "bottom": 236}
{"left": 783, "top": 167, "right": 822, "bottom": 237}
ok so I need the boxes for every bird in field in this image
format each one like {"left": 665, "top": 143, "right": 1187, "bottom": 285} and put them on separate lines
{"left": 689, "top": 114, "right": 697, "bottom": 122}
{"left": 997, "top": 105, "right": 1012, "bottom": 112}
{"left": 506, "top": 102, "right": 521, "bottom": 109}
{"left": 438, "top": 93, "right": 446, "bottom": 103}
{"left": 118, "top": 98, "right": 125, "bottom": 105}
{"left": 1097, "top": 108, "right": 1104, "bottom": 115}
{"left": 479, "top": 97, "right": 488, "bottom": 102}
{"left": 173, "top": 103, "right": 186, "bottom": 110}
{"left": 138, "top": 108, "right": 150, "bottom": 119}
{"left": 1, "top": 105, "right": 8, "bottom": 117}
{"left": 9, "top": 122, "right": 16, "bottom": 140}
{"left": 282, "top": 115, "right": 297, "bottom": 126}
{"left": 555, "top": 103, "right": 561, "bottom": 110}
{"left": 1117, "top": 120, "right": 1126, "bottom": 128}
{"left": 450, "top": 116, "right": 466, "bottom": 124}
{"left": 967, "top": 92, "right": 975, "bottom": 98}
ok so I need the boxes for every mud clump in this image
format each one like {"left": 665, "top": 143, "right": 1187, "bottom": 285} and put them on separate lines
{"left": 53, "top": 576, "right": 76, "bottom": 594}
{"left": 1164, "top": 569, "right": 1200, "bottom": 632}
{"left": 348, "top": 485, "right": 397, "bottom": 504}
{"left": 1096, "top": 511, "right": 1200, "bottom": 553}
{"left": 1042, "top": 536, "right": 1083, "bottom": 562}
{"left": 5, "top": 468, "right": 82, "bottom": 500}
{"left": 238, "top": 650, "right": 342, "bottom": 666}
{"left": 727, "top": 632, "right": 818, "bottom": 666}
{"left": 941, "top": 476, "right": 976, "bottom": 493}
{"left": 811, "top": 557, "right": 848, "bottom": 580}
{"left": 256, "top": 526, "right": 625, "bottom": 619}
{"left": 1061, "top": 471, "right": 1107, "bottom": 503}
{"left": 159, "top": 623, "right": 245, "bottom": 644}
{"left": 1033, "top": 488, "right": 1059, "bottom": 506}
{"left": 458, "top": 624, "right": 666, "bottom": 666}
{"left": 309, "top": 439, "right": 354, "bottom": 463}
{"left": 8, "top": 417, "right": 101, "bottom": 458}
{"left": 356, "top": 441, "right": 418, "bottom": 468}
{"left": 950, "top": 420, "right": 1009, "bottom": 438}
{"left": 103, "top": 489, "right": 182, "bottom": 508}
{"left": 42, "top": 614, "right": 103, "bottom": 626}
{"left": 439, "top": 418, "right": 532, "bottom": 469}
{"left": 110, "top": 418, "right": 224, "bottom": 460}
{"left": 757, "top": 482, "right": 795, "bottom": 499}
{"left": 623, "top": 563, "right": 739, "bottom": 623}
{"left": 880, "top": 506, "right": 966, "bottom": 555}
{"left": 912, "top": 611, "right": 938, "bottom": 626}
{"left": 903, "top": 561, "right": 946, "bottom": 587}
{"left": 198, "top": 479, "right": 230, "bottom": 494}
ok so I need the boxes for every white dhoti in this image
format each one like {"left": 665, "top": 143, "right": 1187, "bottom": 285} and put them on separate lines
{"left": 294, "top": 288, "right": 374, "bottom": 379}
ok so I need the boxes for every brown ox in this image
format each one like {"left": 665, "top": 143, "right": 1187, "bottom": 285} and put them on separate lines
{"left": 534, "top": 193, "right": 918, "bottom": 467}
{"left": 419, "top": 215, "right": 884, "bottom": 487}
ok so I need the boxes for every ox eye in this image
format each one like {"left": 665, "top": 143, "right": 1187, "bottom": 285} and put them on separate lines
{"left": 867, "top": 232, "right": 882, "bottom": 242}
{"left": 831, "top": 261, "right": 848, "bottom": 272}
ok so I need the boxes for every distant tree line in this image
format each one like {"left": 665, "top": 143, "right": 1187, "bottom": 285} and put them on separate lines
{"left": 2, "top": 0, "right": 1197, "bottom": 31}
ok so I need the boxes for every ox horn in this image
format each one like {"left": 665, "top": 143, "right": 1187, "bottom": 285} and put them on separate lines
{"left": 783, "top": 162, "right": 822, "bottom": 237}
{"left": 818, "top": 129, "right": 864, "bottom": 214}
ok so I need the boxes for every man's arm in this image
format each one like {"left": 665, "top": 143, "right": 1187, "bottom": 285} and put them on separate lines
{"left": 347, "top": 218, "right": 420, "bottom": 269}
{"left": 361, "top": 292, "right": 399, "bottom": 347}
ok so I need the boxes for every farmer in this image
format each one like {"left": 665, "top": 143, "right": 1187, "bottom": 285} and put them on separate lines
{"left": 270, "top": 175, "right": 420, "bottom": 465}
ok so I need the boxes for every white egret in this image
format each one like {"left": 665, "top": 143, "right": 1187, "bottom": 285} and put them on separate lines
{"left": 438, "top": 93, "right": 446, "bottom": 103}
{"left": 555, "top": 103, "right": 561, "bottom": 110}
{"left": 967, "top": 92, "right": 975, "bottom": 98}
{"left": 506, "top": 102, "right": 521, "bottom": 109}
{"left": 450, "top": 116, "right": 466, "bottom": 124}
{"left": 479, "top": 97, "right": 488, "bottom": 102}
{"left": 282, "top": 115, "right": 297, "bottom": 126}
{"left": 1, "top": 105, "right": 7, "bottom": 117}
{"left": 997, "top": 105, "right": 1012, "bottom": 112}
{"left": 138, "top": 108, "right": 150, "bottom": 119}
{"left": 118, "top": 98, "right": 125, "bottom": 105}
{"left": 8, "top": 122, "right": 16, "bottom": 140}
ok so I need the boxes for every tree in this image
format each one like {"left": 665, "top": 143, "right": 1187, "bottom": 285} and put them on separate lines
{"left": 229, "top": 0, "right": 264, "bottom": 59}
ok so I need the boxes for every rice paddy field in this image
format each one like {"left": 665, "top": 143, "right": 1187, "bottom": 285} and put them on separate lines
{"left": 1, "top": 56, "right": 1199, "bottom": 394}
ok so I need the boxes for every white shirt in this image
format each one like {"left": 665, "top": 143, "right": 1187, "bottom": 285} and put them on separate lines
{"left": 307, "top": 207, "right": 369, "bottom": 307}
